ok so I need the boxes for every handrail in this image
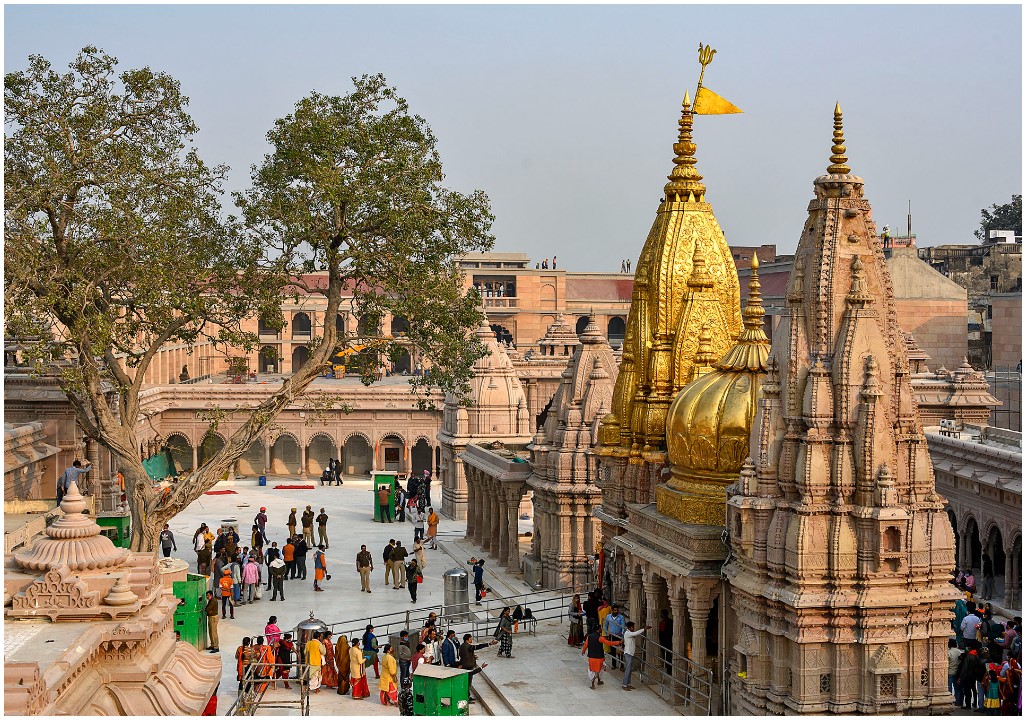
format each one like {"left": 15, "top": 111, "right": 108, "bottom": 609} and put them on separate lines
{"left": 629, "top": 633, "right": 714, "bottom": 715}
{"left": 226, "top": 661, "right": 310, "bottom": 716}
{"left": 306, "top": 583, "right": 586, "bottom": 643}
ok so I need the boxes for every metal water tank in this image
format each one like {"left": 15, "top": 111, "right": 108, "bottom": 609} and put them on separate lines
{"left": 295, "top": 611, "right": 328, "bottom": 662}
{"left": 443, "top": 567, "right": 470, "bottom": 620}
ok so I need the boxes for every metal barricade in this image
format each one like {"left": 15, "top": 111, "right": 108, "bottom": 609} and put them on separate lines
{"left": 226, "top": 661, "right": 310, "bottom": 716}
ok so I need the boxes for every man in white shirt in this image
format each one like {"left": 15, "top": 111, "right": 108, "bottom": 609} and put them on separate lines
{"left": 621, "top": 620, "right": 651, "bottom": 691}
{"left": 414, "top": 509, "right": 426, "bottom": 541}
{"left": 960, "top": 602, "right": 982, "bottom": 650}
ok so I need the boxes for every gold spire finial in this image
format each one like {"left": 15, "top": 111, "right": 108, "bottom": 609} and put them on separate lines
{"left": 664, "top": 87, "right": 706, "bottom": 202}
{"left": 828, "top": 102, "right": 851, "bottom": 174}
{"left": 741, "top": 253, "right": 767, "bottom": 336}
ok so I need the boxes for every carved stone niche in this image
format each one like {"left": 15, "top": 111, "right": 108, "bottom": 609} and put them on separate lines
{"left": 9, "top": 566, "right": 100, "bottom": 621}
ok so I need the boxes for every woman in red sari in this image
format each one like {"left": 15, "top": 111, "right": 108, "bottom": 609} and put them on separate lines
{"left": 321, "top": 631, "right": 338, "bottom": 689}
{"left": 349, "top": 638, "right": 371, "bottom": 700}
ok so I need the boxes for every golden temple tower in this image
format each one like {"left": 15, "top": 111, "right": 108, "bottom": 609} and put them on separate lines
{"left": 595, "top": 52, "right": 742, "bottom": 518}
{"left": 659, "top": 254, "right": 770, "bottom": 526}
{"left": 722, "top": 105, "right": 959, "bottom": 715}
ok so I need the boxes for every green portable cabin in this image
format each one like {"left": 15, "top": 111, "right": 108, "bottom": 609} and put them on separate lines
{"left": 372, "top": 471, "right": 397, "bottom": 522}
{"left": 96, "top": 514, "right": 131, "bottom": 548}
{"left": 172, "top": 573, "right": 208, "bottom": 649}
{"left": 412, "top": 664, "right": 469, "bottom": 716}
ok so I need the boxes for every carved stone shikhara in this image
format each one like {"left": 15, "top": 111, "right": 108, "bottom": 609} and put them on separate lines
{"left": 722, "top": 106, "right": 959, "bottom": 715}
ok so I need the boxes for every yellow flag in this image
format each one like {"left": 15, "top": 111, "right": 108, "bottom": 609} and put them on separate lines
{"left": 693, "top": 86, "right": 742, "bottom": 115}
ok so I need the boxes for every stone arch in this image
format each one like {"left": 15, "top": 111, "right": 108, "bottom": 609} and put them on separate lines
{"left": 539, "top": 283, "right": 557, "bottom": 311}
{"left": 379, "top": 433, "right": 406, "bottom": 472}
{"left": 269, "top": 433, "right": 301, "bottom": 475}
{"left": 962, "top": 514, "right": 982, "bottom": 573}
{"left": 306, "top": 433, "right": 338, "bottom": 476}
{"left": 358, "top": 313, "right": 381, "bottom": 336}
{"left": 164, "top": 433, "right": 192, "bottom": 473}
{"left": 393, "top": 348, "right": 412, "bottom": 374}
{"left": 411, "top": 437, "right": 433, "bottom": 476}
{"left": 390, "top": 315, "right": 410, "bottom": 336}
{"left": 291, "top": 345, "right": 309, "bottom": 372}
{"left": 607, "top": 316, "right": 626, "bottom": 344}
{"left": 342, "top": 430, "right": 372, "bottom": 446}
{"left": 945, "top": 507, "right": 959, "bottom": 565}
{"left": 258, "top": 345, "right": 279, "bottom": 373}
{"left": 343, "top": 433, "right": 372, "bottom": 475}
{"left": 575, "top": 316, "right": 589, "bottom": 335}
{"left": 197, "top": 432, "right": 226, "bottom": 467}
{"left": 292, "top": 312, "right": 312, "bottom": 338}
{"left": 336, "top": 313, "right": 347, "bottom": 333}
{"left": 983, "top": 523, "right": 1006, "bottom": 582}
{"left": 236, "top": 438, "right": 264, "bottom": 477}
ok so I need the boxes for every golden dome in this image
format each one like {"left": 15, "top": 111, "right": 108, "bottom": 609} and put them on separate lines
{"left": 658, "top": 255, "right": 770, "bottom": 526}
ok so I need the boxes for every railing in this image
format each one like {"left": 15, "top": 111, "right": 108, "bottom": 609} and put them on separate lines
{"left": 309, "top": 584, "right": 585, "bottom": 648}
{"left": 226, "top": 661, "right": 310, "bottom": 716}
{"left": 483, "top": 297, "right": 519, "bottom": 309}
{"left": 629, "top": 633, "right": 714, "bottom": 715}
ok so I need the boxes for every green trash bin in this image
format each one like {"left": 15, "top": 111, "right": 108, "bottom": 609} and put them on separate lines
{"left": 412, "top": 664, "right": 470, "bottom": 716}
{"left": 372, "top": 471, "right": 398, "bottom": 522}
{"left": 173, "top": 573, "right": 208, "bottom": 614}
{"left": 96, "top": 514, "right": 132, "bottom": 548}
{"left": 173, "top": 608, "right": 207, "bottom": 649}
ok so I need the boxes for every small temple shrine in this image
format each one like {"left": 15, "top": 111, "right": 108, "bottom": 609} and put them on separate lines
{"left": 4, "top": 481, "right": 220, "bottom": 715}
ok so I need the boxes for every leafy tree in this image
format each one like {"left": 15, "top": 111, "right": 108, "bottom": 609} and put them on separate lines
{"left": 974, "top": 194, "right": 1021, "bottom": 241}
{"left": 5, "top": 49, "right": 492, "bottom": 551}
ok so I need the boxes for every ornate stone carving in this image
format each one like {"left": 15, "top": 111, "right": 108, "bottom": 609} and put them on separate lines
{"left": 11, "top": 565, "right": 100, "bottom": 614}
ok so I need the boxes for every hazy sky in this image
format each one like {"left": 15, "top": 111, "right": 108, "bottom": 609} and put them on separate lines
{"left": 5, "top": 4, "right": 1022, "bottom": 271}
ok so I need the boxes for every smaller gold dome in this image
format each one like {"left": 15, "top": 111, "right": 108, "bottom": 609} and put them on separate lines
{"left": 659, "top": 255, "right": 770, "bottom": 526}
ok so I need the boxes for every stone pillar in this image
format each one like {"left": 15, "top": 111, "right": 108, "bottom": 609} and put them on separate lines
{"left": 490, "top": 489, "right": 502, "bottom": 559}
{"left": 497, "top": 491, "right": 510, "bottom": 567}
{"left": 643, "top": 577, "right": 662, "bottom": 675}
{"left": 670, "top": 593, "right": 690, "bottom": 698}
{"left": 688, "top": 592, "right": 712, "bottom": 670}
{"left": 86, "top": 438, "right": 100, "bottom": 497}
{"left": 480, "top": 477, "right": 492, "bottom": 552}
{"left": 264, "top": 441, "right": 271, "bottom": 475}
{"left": 299, "top": 442, "right": 308, "bottom": 480}
{"left": 1005, "top": 542, "right": 1019, "bottom": 608}
{"left": 192, "top": 444, "right": 199, "bottom": 474}
{"left": 505, "top": 482, "right": 525, "bottom": 573}
{"left": 959, "top": 528, "right": 970, "bottom": 569}
{"left": 628, "top": 568, "right": 644, "bottom": 624}
{"left": 465, "top": 470, "right": 476, "bottom": 541}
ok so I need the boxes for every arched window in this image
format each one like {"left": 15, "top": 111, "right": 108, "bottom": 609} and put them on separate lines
{"left": 576, "top": 316, "right": 589, "bottom": 335}
{"left": 292, "top": 312, "right": 311, "bottom": 338}
{"left": 391, "top": 315, "right": 410, "bottom": 336}
{"left": 607, "top": 316, "right": 626, "bottom": 344}
{"left": 258, "top": 315, "right": 279, "bottom": 337}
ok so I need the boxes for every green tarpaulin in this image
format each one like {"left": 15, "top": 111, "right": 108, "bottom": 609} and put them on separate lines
{"left": 143, "top": 449, "right": 179, "bottom": 480}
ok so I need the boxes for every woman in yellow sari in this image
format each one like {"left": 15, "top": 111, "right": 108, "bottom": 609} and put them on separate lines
{"left": 378, "top": 643, "right": 398, "bottom": 706}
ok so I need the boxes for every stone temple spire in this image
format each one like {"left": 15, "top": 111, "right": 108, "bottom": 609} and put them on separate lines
{"left": 723, "top": 107, "right": 959, "bottom": 714}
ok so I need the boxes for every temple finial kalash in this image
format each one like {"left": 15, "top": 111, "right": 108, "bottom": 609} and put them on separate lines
{"left": 595, "top": 43, "right": 744, "bottom": 519}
